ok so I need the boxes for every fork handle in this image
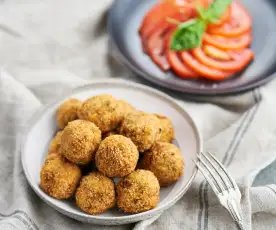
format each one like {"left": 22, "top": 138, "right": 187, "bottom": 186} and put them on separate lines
{"left": 227, "top": 198, "right": 247, "bottom": 230}
{"left": 237, "top": 221, "right": 247, "bottom": 230}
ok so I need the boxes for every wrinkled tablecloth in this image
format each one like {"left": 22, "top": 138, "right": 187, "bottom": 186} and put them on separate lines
{"left": 0, "top": 1, "right": 276, "bottom": 229}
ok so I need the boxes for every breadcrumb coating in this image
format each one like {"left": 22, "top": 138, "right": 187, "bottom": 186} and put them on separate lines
{"left": 75, "top": 172, "right": 116, "bottom": 214}
{"left": 56, "top": 98, "right": 82, "bottom": 129}
{"left": 61, "top": 120, "right": 101, "bottom": 165}
{"left": 116, "top": 170, "right": 160, "bottom": 213}
{"left": 40, "top": 153, "right": 82, "bottom": 200}
{"left": 78, "top": 94, "right": 124, "bottom": 133}
{"left": 41, "top": 93, "right": 183, "bottom": 215}
{"left": 153, "top": 114, "right": 175, "bottom": 143}
{"left": 119, "top": 112, "right": 161, "bottom": 152}
{"left": 48, "top": 131, "right": 63, "bottom": 155}
{"left": 117, "top": 99, "right": 136, "bottom": 116}
{"left": 95, "top": 135, "right": 139, "bottom": 178}
{"left": 139, "top": 142, "right": 184, "bottom": 186}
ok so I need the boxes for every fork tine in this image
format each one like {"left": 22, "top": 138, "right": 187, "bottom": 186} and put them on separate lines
{"left": 196, "top": 155, "right": 225, "bottom": 193}
{"left": 206, "top": 151, "right": 239, "bottom": 191}
{"left": 201, "top": 152, "right": 232, "bottom": 190}
{"left": 193, "top": 160, "right": 220, "bottom": 195}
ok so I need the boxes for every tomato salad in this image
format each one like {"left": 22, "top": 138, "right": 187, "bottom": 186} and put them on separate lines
{"left": 139, "top": 0, "right": 254, "bottom": 81}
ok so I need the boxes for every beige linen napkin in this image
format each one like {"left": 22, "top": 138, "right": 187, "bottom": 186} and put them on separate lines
{"left": 0, "top": 0, "right": 275, "bottom": 229}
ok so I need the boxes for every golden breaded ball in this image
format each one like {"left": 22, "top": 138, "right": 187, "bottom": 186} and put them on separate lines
{"left": 75, "top": 172, "right": 116, "bottom": 214}
{"left": 56, "top": 98, "right": 82, "bottom": 129}
{"left": 48, "top": 131, "right": 63, "bottom": 154}
{"left": 61, "top": 120, "right": 101, "bottom": 165}
{"left": 95, "top": 135, "right": 139, "bottom": 178}
{"left": 119, "top": 112, "right": 161, "bottom": 152}
{"left": 40, "top": 153, "right": 82, "bottom": 200}
{"left": 78, "top": 94, "right": 124, "bottom": 133}
{"left": 139, "top": 142, "right": 184, "bottom": 186}
{"left": 116, "top": 170, "right": 160, "bottom": 213}
{"left": 154, "top": 114, "right": 175, "bottom": 143}
{"left": 117, "top": 99, "right": 136, "bottom": 116}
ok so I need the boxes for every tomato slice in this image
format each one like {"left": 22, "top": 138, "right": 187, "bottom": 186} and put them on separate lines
{"left": 208, "top": 1, "right": 252, "bottom": 37}
{"left": 146, "top": 25, "right": 170, "bottom": 71}
{"left": 140, "top": 0, "right": 209, "bottom": 40}
{"left": 142, "top": 20, "right": 171, "bottom": 53}
{"left": 167, "top": 0, "right": 211, "bottom": 10}
{"left": 203, "top": 45, "right": 231, "bottom": 60}
{"left": 140, "top": 1, "right": 186, "bottom": 40}
{"left": 141, "top": 0, "right": 253, "bottom": 81}
{"left": 139, "top": 1, "right": 175, "bottom": 34}
{"left": 181, "top": 51, "right": 232, "bottom": 80}
{"left": 165, "top": 29, "right": 197, "bottom": 78}
{"left": 203, "top": 33, "right": 252, "bottom": 50}
{"left": 192, "top": 47, "right": 254, "bottom": 72}
{"left": 141, "top": 11, "right": 190, "bottom": 52}
{"left": 167, "top": 50, "right": 198, "bottom": 78}
{"left": 166, "top": 0, "right": 196, "bottom": 16}
{"left": 228, "top": 50, "right": 255, "bottom": 62}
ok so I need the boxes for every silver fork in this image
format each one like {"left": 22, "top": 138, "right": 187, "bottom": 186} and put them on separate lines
{"left": 194, "top": 151, "right": 247, "bottom": 230}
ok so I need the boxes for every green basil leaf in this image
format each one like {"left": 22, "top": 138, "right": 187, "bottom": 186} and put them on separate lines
{"left": 199, "top": 0, "right": 232, "bottom": 23}
{"left": 170, "top": 19, "right": 207, "bottom": 51}
{"left": 169, "top": 0, "right": 232, "bottom": 51}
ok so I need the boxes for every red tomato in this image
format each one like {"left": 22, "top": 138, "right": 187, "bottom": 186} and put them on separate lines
{"left": 141, "top": 11, "right": 189, "bottom": 52}
{"left": 203, "top": 32, "right": 252, "bottom": 50}
{"left": 139, "top": 1, "right": 174, "bottom": 34}
{"left": 203, "top": 45, "right": 231, "bottom": 60}
{"left": 208, "top": 1, "right": 252, "bottom": 37}
{"left": 164, "top": 28, "right": 174, "bottom": 50}
{"left": 167, "top": 50, "right": 198, "bottom": 78}
{"left": 142, "top": 20, "right": 171, "bottom": 53}
{"left": 146, "top": 25, "right": 170, "bottom": 71}
{"left": 181, "top": 51, "right": 233, "bottom": 80}
{"left": 182, "top": 0, "right": 211, "bottom": 17}
{"left": 167, "top": 0, "right": 209, "bottom": 10}
{"left": 166, "top": 0, "right": 195, "bottom": 13}
{"left": 191, "top": 47, "right": 254, "bottom": 72}
{"left": 139, "top": 1, "right": 185, "bottom": 40}
{"left": 140, "top": 0, "right": 209, "bottom": 41}
{"left": 165, "top": 28, "right": 197, "bottom": 78}
{"left": 140, "top": 0, "right": 254, "bottom": 81}
{"left": 228, "top": 50, "right": 255, "bottom": 62}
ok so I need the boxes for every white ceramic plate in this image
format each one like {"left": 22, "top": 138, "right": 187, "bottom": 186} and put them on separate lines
{"left": 21, "top": 80, "right": 202, "bottom": 225}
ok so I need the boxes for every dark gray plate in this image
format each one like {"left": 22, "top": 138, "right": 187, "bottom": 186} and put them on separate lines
{"left": 108, "top": 0, "right": 276, "bottom": 95}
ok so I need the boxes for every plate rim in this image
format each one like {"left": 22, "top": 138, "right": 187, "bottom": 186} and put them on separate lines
{"left": 20, "top": 79, "right": 202, "bottom": 223}
{"left": 107, "top": 0, "right": 276, "bottom": 96}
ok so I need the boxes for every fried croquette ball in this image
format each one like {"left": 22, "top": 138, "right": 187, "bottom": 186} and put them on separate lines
{"left": 154, "top": 114, "right": 175, "bottom": 143}
{"left": 57, "top": 98, "right": 82, "bottom": 129}
{"left": 61, "top": 120, "right": 101, "bottom": 165}
{"left": 48, "top": 131, "right": 63, "bottom": 154}
{"left": 140, "top": 142, "right": 184, "bottom": 186}
{"left": 116, "top": 170, "right": 160, "bottom": 213}
{"left": 78, "top": 94, "right": 124, "bottom": 133}
{"left": 75, "top": 172, "right": 116, "bottom": 214}
{"left": 117, "top": 99, "right": 136, "bottom": 116}
{"left": 119, "top": 112, "right": 161, "bottom": 152}
{"left": 95, "top": 135, "right": 139, "bottom": 178}
{"left": 40, "top": 153, "right": 82, "bottom": 200}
